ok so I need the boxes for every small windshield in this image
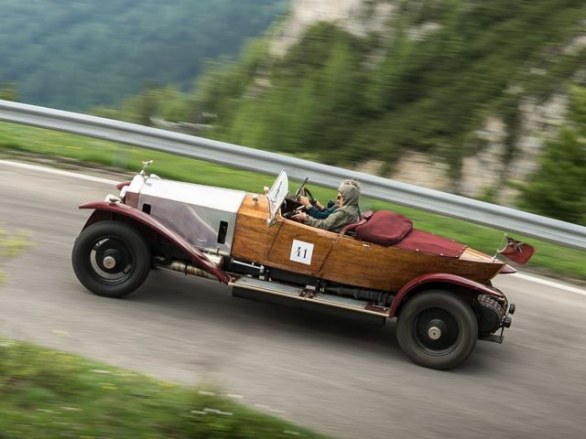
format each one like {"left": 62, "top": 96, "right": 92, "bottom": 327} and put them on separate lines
{"left": 267, "top": 170, "right": 289, "bottom": 224}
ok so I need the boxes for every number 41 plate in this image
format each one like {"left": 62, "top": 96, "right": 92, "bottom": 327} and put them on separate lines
{"left": 290, "top": 239, "right": 314, "bottom": 265}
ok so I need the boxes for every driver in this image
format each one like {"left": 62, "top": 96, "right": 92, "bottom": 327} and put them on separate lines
{"left": 292, "top": 179, "right": 361, "bottom": 232}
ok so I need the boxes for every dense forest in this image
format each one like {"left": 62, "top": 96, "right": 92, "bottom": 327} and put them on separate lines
{"left": 192, "top": 0, "right": 586, "bottom": 170}
{"left": 0, "top": 0, "right": 287, "bottom": 110}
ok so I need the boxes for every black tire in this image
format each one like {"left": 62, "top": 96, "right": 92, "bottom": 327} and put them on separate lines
{"left": 396, "top": 290, "right": 478, "bottom": 370}
{"left": 72, "top": 221, "right": 150, "bottom": 298}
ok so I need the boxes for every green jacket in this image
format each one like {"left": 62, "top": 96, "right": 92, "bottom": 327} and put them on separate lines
{"left": 304, "top": 180, "right": 360, "bottom": 232}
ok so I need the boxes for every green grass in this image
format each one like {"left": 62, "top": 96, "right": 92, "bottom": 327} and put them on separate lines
{"left": 0, "top": 338, "right": 326, "bottom": 439}
{"left": 0, "top": 227, "right": 29, "bottom": 284}
{"left": 1, "top": 121, "right": 585, "bottom": 282}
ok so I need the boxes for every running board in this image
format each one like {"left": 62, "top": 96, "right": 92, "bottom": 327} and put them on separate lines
{"left": 230, "top": 276, "right": 389, "bottom": 317}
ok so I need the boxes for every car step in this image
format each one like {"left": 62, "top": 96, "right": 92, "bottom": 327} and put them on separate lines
{"left": 230, "top": 276, "right": 389, "bottom": 317}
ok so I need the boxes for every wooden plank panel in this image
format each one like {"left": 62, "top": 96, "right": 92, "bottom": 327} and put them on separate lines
{"left": 231, "top": 194, "right": 279, "bottom": 262}
{"left": 321, "top": 237, "right": 503, "bottom": 290}
{"left": 267, "top": 220, "right": 336, "bottom": 276}
{"left": 319, "top": 237, "right": 409, "bottom": 290}
{"left": 232, "top": 196, "right": 503, "bottom": 291}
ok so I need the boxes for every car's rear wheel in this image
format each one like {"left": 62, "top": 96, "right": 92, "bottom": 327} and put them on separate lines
{"left": 396, "top": 290, "right": 478, "bottom": 370}
{"left": 72, "top": 221, "right": 150, "bottom": 298}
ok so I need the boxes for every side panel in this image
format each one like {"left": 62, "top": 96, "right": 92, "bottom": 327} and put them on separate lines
{"left": 231, "top": 197, "right": 338, "bottom": 275}
{"left": 137, "top": 193, "right": 237, "bottom": 253}
{"left": 231, "top": 197, "right": 504, "bottom": 292}
{"left": 126, "top": 176, "right": 246, "bottom": 254}
{"left": 267, "top": 220, "right": 336, "bottom": 276}
{"left": 231, "top": 194, "right": 279, "bottom": 262}
{"left": 322, "top": 238, "right": 503, "bottom": 291}
{"left": 320, "top": 237, "right": 421, "bottom": 290}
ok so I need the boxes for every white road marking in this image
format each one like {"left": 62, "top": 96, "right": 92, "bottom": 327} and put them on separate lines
{"left": 511, "top": 272, "right": 586, "bottom": 296}
{"left": 0, "top": 159, "right": 119, "bottom": 185}
{"left": 1, "top": 159, "right": 585, "bottom": 297}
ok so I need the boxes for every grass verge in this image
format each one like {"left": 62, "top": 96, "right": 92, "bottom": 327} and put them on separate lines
{"left": 0, "top": 338, "right": 326, "bottom": 438}
{"left": 1, "top": 121, "right": 585, "bottom": 283}
{"left": 0, "top": 227, "right": 29, "bottom": 284}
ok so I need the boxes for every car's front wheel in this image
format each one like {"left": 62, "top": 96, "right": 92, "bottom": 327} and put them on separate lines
{"left": 396, "top": 290, "right": 478, "bottom": 370}
{"left": 72, "top": 221, "right": 150, "bottom": 298}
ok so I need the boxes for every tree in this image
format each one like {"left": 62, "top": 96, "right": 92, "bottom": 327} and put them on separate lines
{"left": 0, "top": 82, "right": 19, "bottom": 101}
{"left": 519, "top": 86, "right": 586, "bottom": 225}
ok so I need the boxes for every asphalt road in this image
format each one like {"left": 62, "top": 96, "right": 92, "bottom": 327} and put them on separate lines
{"left": 1, "top": 159, "right": 585, "bottom": 439}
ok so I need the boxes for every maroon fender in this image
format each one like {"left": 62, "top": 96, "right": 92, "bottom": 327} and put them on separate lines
{"left": 79, "top": 201, "right": 230, "bottom": 284}
{"left": 115, "top": 181, "right": 131, "bottom": 190}
{"left": 389, "top": 272, "right": 505, "bottom": 318}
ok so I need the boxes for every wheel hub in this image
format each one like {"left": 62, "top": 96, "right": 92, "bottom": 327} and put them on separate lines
{"left": 96, "top": 246, "right": 125, "bottom": 273}
{"left": 102, "top": 255, "right": 117, "bottom": 270}
{"left": 426, "top": 319, "right": 445, "bottom": 340}
{"left": 414, "top": 309, "right": 459, "bottom": 353}
{"left": 427, "top": 327, "right": 441, "bottom": 340}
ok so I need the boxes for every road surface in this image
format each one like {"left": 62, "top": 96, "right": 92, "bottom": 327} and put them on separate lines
{"left": 1, "top": 159, "right": 585, "bottom": 439}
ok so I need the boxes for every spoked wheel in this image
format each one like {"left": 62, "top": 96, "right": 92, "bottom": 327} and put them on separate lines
{"left": 72, "top": 221, "right": 151, "bottom": 298}
{"left": 396, "top": 290, "right": 478, "bottom": 370}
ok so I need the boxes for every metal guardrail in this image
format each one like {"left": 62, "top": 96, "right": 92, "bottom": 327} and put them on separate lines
{"left": 1, "top": 99, "right": 585, "bottom": 250}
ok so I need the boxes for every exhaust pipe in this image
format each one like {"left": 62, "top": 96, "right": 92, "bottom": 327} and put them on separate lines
{"left": 161, "top": 260, "right": 221, "bottom": 281}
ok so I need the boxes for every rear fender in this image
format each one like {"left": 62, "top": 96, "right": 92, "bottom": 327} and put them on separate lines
{"left": 79, "top": 201, "right": 230, "bottom": 284}
{"left": 389, "top": 273, "right": 505, "bottom": 318}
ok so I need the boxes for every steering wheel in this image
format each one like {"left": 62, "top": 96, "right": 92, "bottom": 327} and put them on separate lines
{"left": 295, "top": 178, "right": 316, "bottom": 206}
{"left": 281, "top": 178, "right": 317, "bottom": 220}
{"left": 295, "top": 177, "right": 309, "bottom": 197}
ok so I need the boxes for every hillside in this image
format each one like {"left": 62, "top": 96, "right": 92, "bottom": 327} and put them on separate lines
{"left": 0, "top": 0, "right": 287, "bottom": 110}
{"left": 3, "top": 0, "right": 584, "bottom": 224}
{"left": 184, "top": 0, "right": 585, "bottom": 219}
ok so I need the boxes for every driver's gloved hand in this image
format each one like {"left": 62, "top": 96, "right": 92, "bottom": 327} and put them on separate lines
{"left": 299, "top": 195, "right": 312, "bottom": 208}
{"left": 291, "top": 212, "right": 307, "bottom": 222}
{"left": 327, "top": 200, "right": 335, "bottom": 208}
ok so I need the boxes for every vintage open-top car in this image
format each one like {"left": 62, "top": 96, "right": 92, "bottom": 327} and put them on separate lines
{"left": 72, "top": 162, "right": 531, "bottom": 370}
